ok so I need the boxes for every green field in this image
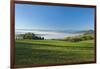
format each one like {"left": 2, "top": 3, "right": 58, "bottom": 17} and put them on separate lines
{"left": 15, "top": 40, "right": 95, "bottom": 66}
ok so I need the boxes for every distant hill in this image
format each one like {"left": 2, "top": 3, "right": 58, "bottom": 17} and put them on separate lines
{"left": 76, "top": 29, "right": 94, "bottom": 34}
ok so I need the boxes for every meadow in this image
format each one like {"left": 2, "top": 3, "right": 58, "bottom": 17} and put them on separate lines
{"left": 15, "top": 39, "right": 95, "bottom": 66}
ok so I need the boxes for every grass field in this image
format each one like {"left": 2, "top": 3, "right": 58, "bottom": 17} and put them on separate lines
{"left": 15, "top": 39, "right": 95, "bottom": 66}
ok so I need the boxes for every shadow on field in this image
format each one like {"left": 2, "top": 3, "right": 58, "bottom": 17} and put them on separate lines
{"left": 15, "top": 41, "right": 94, "bottom": 49}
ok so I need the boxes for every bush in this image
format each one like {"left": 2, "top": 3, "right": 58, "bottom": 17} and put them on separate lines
{"left": 64, "top": 33, "right": 94, "bottom": 42}
{"left": 64, "top": 36, "right": 82, "bottom": 42}
{"left": 81, "top": 34, "right": 94, "bottom": 40}
{"left": 71, "top": 37, "right": 82, "bottom": 42}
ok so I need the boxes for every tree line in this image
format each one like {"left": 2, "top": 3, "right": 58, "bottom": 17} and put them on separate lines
{"left": 63, "top": 32, "right": 94, "bottom": 42}
{"left": 16, "top": 33, "right": 44, "bottom": 40}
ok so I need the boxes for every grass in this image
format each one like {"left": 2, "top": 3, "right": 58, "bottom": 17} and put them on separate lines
{"left": 15, "top": 39, "right": 95, "bottom": 66}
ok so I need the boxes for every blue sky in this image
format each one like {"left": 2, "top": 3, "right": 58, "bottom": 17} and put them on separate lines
{"left": 15, "top": 4, "right": 95, "bottom": 31}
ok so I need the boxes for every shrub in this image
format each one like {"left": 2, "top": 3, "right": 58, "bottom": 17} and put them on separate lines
{"left": 81, "top": 34, "right": 94, "bottom": 40}
{"left": 64, "top": 36, "right": 82, "bottom": 42}
{"left": 64, "top": 33, "right": 94, "bottom": 42}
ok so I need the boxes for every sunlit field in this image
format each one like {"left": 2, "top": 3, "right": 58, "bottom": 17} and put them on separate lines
{"left": 15, "top": 39, "right": 95, "bottom": 66}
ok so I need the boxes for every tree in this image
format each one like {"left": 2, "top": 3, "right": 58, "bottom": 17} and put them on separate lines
{"left": 21, "top": 32, "right": 44, "bottom": 40}
{"left": 23, "top": 33, "right": 35, "bottom": 39}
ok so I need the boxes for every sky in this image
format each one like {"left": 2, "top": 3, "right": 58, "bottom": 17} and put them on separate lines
{"left": 15, "top": 4, "right": 95, "bottom": 31}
